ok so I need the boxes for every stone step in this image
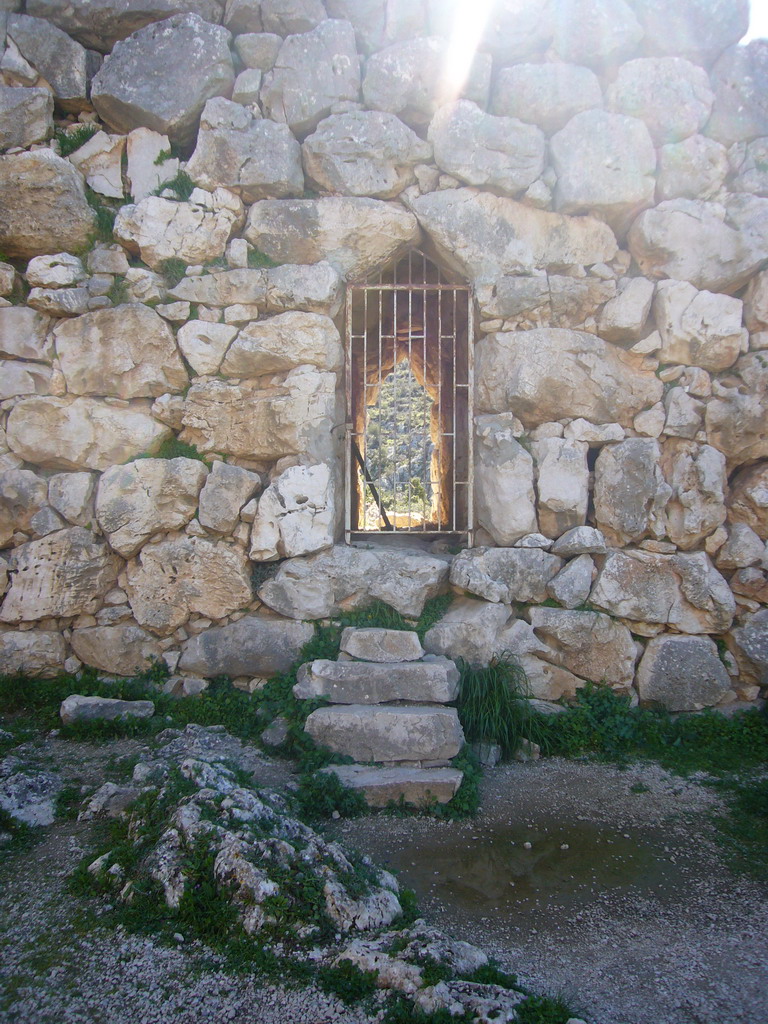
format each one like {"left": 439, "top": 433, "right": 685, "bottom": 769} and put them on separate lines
{"left": 322, "top": 765, "right": 463, "bottom": 808}
{"left": 304, "top": 704, "right": 464, "bottom": 763}
{"left": 293, "top": 656, "right": 459, "bottom": 705}
{"left": 339, "top": 627, "right": 424, "bottom": 663}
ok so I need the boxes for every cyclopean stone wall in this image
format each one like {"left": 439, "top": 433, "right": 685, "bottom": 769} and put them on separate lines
{"left": 0, "top": 0, "right": 766, "bottom": 712}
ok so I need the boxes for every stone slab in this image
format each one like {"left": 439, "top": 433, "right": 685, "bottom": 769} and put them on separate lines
{"left": 322, "top": 765, "right": 463, "bottom": 808}
{"left": 339, "top": 627, "right": 424, "bottom": 663}
{"left": 294, "top": 657, "right": 459, "bottom": 705}
{"left": 304, "top": 705, "right": 464, "bottom": 763}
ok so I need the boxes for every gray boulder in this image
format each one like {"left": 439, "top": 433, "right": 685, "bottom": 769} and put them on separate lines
{"left": 546, "top": 555, "right": 594, "bottom": 610}
{"left": 450, "top": 547, "right": 563, "bottom": 604}
{"left": 731, "top": 609, "right": 768, "bottom": 683}
{"left": 630, "top": 0, "right": 748, "bottom": 67}
{"left": 730, "top": 137, "right": 768, "bottom": 197}
{"left": 7, "top": 13, "right": 100, "bottom": 113}
{"left": 637, "top": 635, "right": 731, "bottom": 711}
{"left": 339, "top": 627, "right": 424, "bottom": 663}
{"left": 594, "top": 439, "right": 672, "bottom": 547}
{"left": 653, "top": 279, "right": 746, "bottom": 372}
{"left": 304, "top": 704, "right": 464, "bottom": 763}
{"left": 0, "top": 85, "right": 53, "bottom": 150}
{"left": 0, "top": 630, "right": 66, "bottom": 678}
{"left": 0, "top": 766, "right": 62, "bottom": 826}
{"left": 656, "top": 135, "right": 729, "bottom": 202}
{"left": 197, "top": 461, "right": 262, "bottom": 534}
{"left": 728, "top": 462, "right": 768, "bottom": 540}
{"left": 550, "top": 0, "right": 643, "bottom": 69}
{"left": 607, "top": 57, "right": 713, "bottom": 144}
{"left": 323, "top": 764, "right": 462, "bottom": 808}
{"left": 260, "top": 0, "right": 326, "bottom": 35}
{"left": 0, "top": 307, "right": 52, "bottom": 363}
{"left": 178, "top": 615, "right": 314, "bottom": 677}
{"left": 234, "top": 33, "right": 282, "bottom": 70}
{"left": 422, "top": 597, "right": 512, "bottom": 668}
{"left": 0, "top": 468, "right": 48, "bottom": 546}
{"left": 707, "top": 41, "right": 768, "bottom": 147}
{"left": 491, "top": 62, "right": 602, "bottom": 135}
{"left": 60, "top": 694, "right": 155, "bottom": 725}
{"left": 293, "top": 658, "right": 460, "bottom": 704}
{"left": 474, "top": 414, "right": 537, "bottom": 546}
{"left": 662, "top": 440, "right": 727, "bottom": 551}
{"left": 533, "top": 437, "right": 589, "bottom": 538}
{"left": 705, "top": 353, "right": 768, "bottom": 465}
{"left": 70, "top": 625, "right": 164, "bottom": 676}
{"left": 529, "top": 607, "right": 636, "bottom": 691}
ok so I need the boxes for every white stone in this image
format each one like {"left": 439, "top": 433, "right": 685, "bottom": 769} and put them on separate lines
{"left": 491, "top": 62, "right": 602, "bottom": 135}
{"left": 60, "top": 694, "right": 155, "bottom": 725}
{"left": 197, "top": 461, "right": 262, "bottom": 534}
{"left": 176, "top": 321, "right": 238, "bottom": 376}
{"left": 597, "top": 277, "right": 655, "bottom": 344}
{"left": 653, "top": 279, "right": 747, "bottom": 371}
{"left": 637, "top": 635, "right": 730, "bottom": 712}
{"left": 594, "top": 439, "right": 671, "bottom": 547}
{"left": 546, "top": 555, "right": 595, "bottom": 609}
{"left": 533, "top": 438, "right": 589, "bottom": 538}
{"left": 304, "top": 704, "right": 464, "bottom": 763}
{"left": 422, "top": 598, "right": 512, "bottom": 667}
{"left": 530, "top": 607, "right": 637, "bottom": 691}
{"left": 450, "top": 547, "right": 563, "bottom": 604}
{"left": 0, "top": 359, "right": 53, "bottom": 401}
{"left": 294, "top": 657, "right": 459, "bottom": 704}
{"left": 25, "top": 253, "right": 85, "bottom": 289}
{"left": 474, "top": 414, "right": 537, "bottom": 546}
{"left": 177, "top": 615, "right": 313, "bottom": 677}
{"left": 606, "top": 57, "right": 713, "bottom": 144}
{"left": 0, "top": 307, "right": 52, "bottom": 362}
{"left": 70, "top": 625, "right": 165, "bottom": 676}
{"left": 716, "top": 523, "right": 765, "bottom": 569}
{"left": 249, "top": 463, "right": 335, "bottom": 560}
{"left": 662, "top": 440, "right": 727, "bottom": 551}
{"left": 0, "top": 630, "right": 66, "bottom": 678}
{"left": 47, "top": 471, "right": 96, "bottom": 527}
{"left": 339, "top": 627, "right": 424, "bottom": 663}
{"left": 222, "top": 311, "right": 342, "bottom": 377}
{"left": 126, "top": 128, "right": 179, "bottom": 203}
{"left": 68, "top": 130, "right": 125, "bottom": 199}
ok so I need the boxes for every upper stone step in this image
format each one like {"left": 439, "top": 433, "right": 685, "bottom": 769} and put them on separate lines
{"left": 294, "top": 656, "right": 459, "bottom": 704}
{"left": 339, "top": 627, "right": 424, "bottom": 662}
{"left": 322, "top": 764, "right": 463, "bottom": 808}
{"left": 304, "top": 704, "right": 464, "bottom": 763}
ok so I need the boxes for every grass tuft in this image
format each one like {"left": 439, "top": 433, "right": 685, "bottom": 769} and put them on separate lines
{"left": 455, "top": 655, "right": 542, "bottom": 760}
{"left": 55, "top": 124, "right": 98, "bottom": 157}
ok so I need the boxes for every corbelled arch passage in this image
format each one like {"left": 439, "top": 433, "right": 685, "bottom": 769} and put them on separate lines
{"left": 344, "top": 250, "right": 473, "bottom": 542}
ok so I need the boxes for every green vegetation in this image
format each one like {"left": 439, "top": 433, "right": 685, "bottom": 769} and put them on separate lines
{"left": 106, "top": 275, "right": 130, "bottom": 305}
{"left": 85, "top": 188, "right": 119, "bottom": 244}
{"left": 515, "top": 993, "right": 574, "bottom": 1024}
{"left": 455, "top": 655, "right": 543, "bottom": 760}
{"left": 157, "top": 257, "right": 188, "bottom": 288}
{"left": 154, "top": 170, "right": 195, "bottom": 201}
{"left": 137, "top": 437, "right": 211, "bottom": 464}
{"left": 317, "top": 960, "right": 379, "bottom": 1005}
{"left": 55, "top": 123, "right": 98, "bottom": 157}
{"left": 247, "top": 247, "right": 279, "bottom": 269}
{"left": 294, "top": 770, "right": 368, "bottom": 821}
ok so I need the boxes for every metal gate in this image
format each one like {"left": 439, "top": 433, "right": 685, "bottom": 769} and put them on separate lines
{"left": 344, "top": 250, "right": 473, "bottom": 542}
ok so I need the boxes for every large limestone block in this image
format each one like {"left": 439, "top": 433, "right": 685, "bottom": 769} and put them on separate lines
{"left": 169, "top": 262, "right": 343, "bottom": 316}
{"left": 0, "top": 308, "right": 52, "bottom": 363}
{"left": 180, "top": 368, "right": 339, "bottom": 462}
{"left": 550, "top": 0, "right": 643, "bottom": 69}
{"left": 546, "top": 554, "right": 595, "bottom": 610}
{"left": 249, "top": 463, "right": 335, "bottom": 561}
{"left": 704, "top": 353, "right": 768, "bottom": 465}
{"left": 590, "top": 550, "right": 735, "bottom": 634}
{"left": 716, "top": 523, "right": 765, "bottom": 570}
{"left": 48, "top": 472, "right": 97, "bottom": 527}
{"left": 0, "top": 630, "right": 66, "bottom": 677}
{"left": 260, "top": 0, "right": 326, "bottom": 35}
{"left": 68, "top": 130, "right": 125, "bottom": 200}
{"left": 126, "top": 127, "right": 179, "bottom": 202}
{"left": 533, "top": 438, "right": 589, "bottom": 539}
{"left": 362, "top": 36, "right": 490, "bottom": 129}
{"left": 322, "top": 764, "right": 462, "bottom": 808}
{"left": 0, "top": 527, "right": 119, "bottom": 622}
{"left": 630, "top": 0, "right": 748, "bottom": 67}
{"left": 550, "top": 110, "right": 656, "bottom": 226}
{"left": 529, "top": 607, "right": 636, "bottom": 691}
{"left": 125, "top": 535, "right": 252, "bottom": 635}
{"left": 494, "top": 617, "right": 586, "bottom": 701}
{"left": 450, "top": 547, "right": 563, "bottom": 604}
{"left": 407, "top": 190, "right": 617, "bottom": 283}
{"left": 339, "top": 627, "right": 424, "bottom": 663}
{"left": 0, "top": 85, "right": 53, "bottom": 150}
{"left": 60, "top": 694, "right": 155, "bottom": 725}
{"left": 551, "top": 526, "right": 607, "bottom": 557}
{"left": 302, "top": 110, "right": 430, "bottom": 200}
{"left": 656, "top": 135, "right": 729, "bottom": 202}
{"left": 728, "top": 463, "right": 768, "bottom": 540}
{"left": 260, "top": 20, "right": 360, "bottom": 135}
{"left": 95, "top": 457, "right": 208, "bottom": 557}
{"left": 294, "top": 657, "right": 460, "bottom": 704}
{"left": 662, "top": 441, "right": 727, "bottom": 551}
{"left": 170, "top": 268, "right": 268, "bottom": 307}
{"left": 475, "top": 329, "right": 662, "bottom": 429}
{"left": 422, "top": 597, "right": 512, "bottom": 667}
{"left": 198, "top": 461, "right": 261, "bottom": 534}
{"left": 91, "top": 14, "right": 234, "bottom": 147}
{"left": 744, "top": 270, "right": 768, "bottom": 331}
{"left": 114, "top": 191, "right": 245, "bottom": 272}
{"left": 26, "top": 253, "right": 85, "bottom": 289}
{"left": 731, "top": 609, "right": 768, "bottom": 683}
{"left": 0, "top": 150, "right": 96, "bottom": 260}
{"left": 652, "top": 280, "right": 747, "bottom": 372}
{"left": 258, "top": 544, "right": 449, "bottom": 619}
{"left": 222, "top": 312, "right": 342, "bottom": 377}
{"left": 606, "top": 58, "right": 713, "bottom": 144}
{"left": 706, "top": 41, "right": 768, "bottom": 148}
{"left": 244, "top": 197, "right": 420, "bottom": 280}
{"left": 6, "top": 13, "right": 98, "bottom": 112}
{"left": 593, "top": 439, "right": 671, "bottom": 547}
{"left": 186, "top": 98, "right": 304, "bottom": 202}
{"left": 70, "top": 624, "right": 164, "bottom": 675}
{"left": 428, "top": 100, "right": 544, "bottom": 196}
{"left": 54, "top": 304, "right": 188, "bottom": 399}
{"left": 491, "top": 62, "right": 601, "bottom": 135}
{"left": 730, "top": 138, "right": 768, "bottom": 198}
{"left": 637, "top": 635, "right": 730, "bottom": 711}
{"left": 597, "top": 277, "right": 654, "bottom": 343}
{"left": 0, "top": 468, "right": 48, "bottom": 546}
{"left": 176, "top": 321, "right": 238, "bottom": 377}
{"left": 304, "top": 704, "right": 464, "bottom": 762}
{"left": 456, "top": 0, "right": 554, "bottom": 65}
{"left": 474, "top": 414, "right": 537, "bottom": 546}
{"left": 0, "top": 360, "right": 53, "bottom": 401}
{"left": 178, "top": 614, "right": 313, "bottom": 677}
{"left": 6, "top": 397, "right": 172, "bottom": 471}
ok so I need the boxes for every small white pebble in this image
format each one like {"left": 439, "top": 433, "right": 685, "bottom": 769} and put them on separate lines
{"left": 523, "top": 841, "right": 532, "bottom": 850}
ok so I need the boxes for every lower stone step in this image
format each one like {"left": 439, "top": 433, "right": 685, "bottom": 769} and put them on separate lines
{"left": 294, "top": 656, "right": 459, "bottom": 704}
{"left": 322, "top": 764, "right": 463, "bottom": 808}
{"left": 304, "top": 704, "right": 464, "bottom": 763}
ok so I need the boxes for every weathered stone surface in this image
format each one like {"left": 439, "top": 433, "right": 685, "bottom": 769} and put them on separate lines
{"left": 198, "top": 461, "right": 261, "bottom": 534}
{"left": 68, "top": 130, "right": 125, "bottom": 199}
{"left": 407, "top": 190, "right": 618, "bottom": 283}
{"left": 60, "top": 694, "right": 155, "bottom": 725}
{"left": 551, "top": 111, "right": 656, "bottom": 225}
{"left": 637, "top": 635, "right": 730, "bottom": 711}
{"left": 362, "top": 36, "right": 490, "bottom": 129}
{"left": 422, "top": 598, "right": 512, "bottom": 668}
{"left": 0, "top": 468, "right": 48, "bottom": 546}
{"left": 0, "top": 150, "right": 96, "bottom": 260}
{"left": 222, "top": 312, "right": 342, "bottom": 377}
{"left": 176, "top": 321, "right": 238, "bottom": 377}
{"left": 260, "top": 20, "right": 360, "bottom": 135}
{"left": 249, "top": 463, "right": 335, "bottom": 561}
{"left": 125, "top": 535, "right": 252, "bottom": 635}
{"left": 730, "top": 137, "right": 768, "bottom": 197}
{"left": 607, "top": 58, "right": 712, "bottom": 144}
{"left": 27, "top": 286, "right": 89, "bottom": 318}
{"left": 0, "top": 764, "right": 62, "bottom": 826}
{"left": 728, "top": 462, "right": 768, "bottom": 540}
{"left": 631, "top": 0, "right": 748, "bottom": 67}
{"left": 54, "top": 304, "right": 188, "bottom": 399}
{"left": 264, "top": 262, "right": 343, "bottom": 317}
{"left": 339, "top": 627, "right": 424, "bottom": 663}
{"left": 323, "top": 765, "right": 462, "bottom": 807}
{"left": 258, "top": 545, "right": 449, "bottom": 619}
{"left": 707, "top": 41, "right": 768, "bottom": 148}
{"left": 494, "top": 617, "right": 586, "bottom": 701}
{"left": 114, "top": 190, "right": 244, "bottom": 271}
{"left": 474, "top": 414, "right": 537, "bottom": 546}
{"left": 91, "top": 14, "right": 234, "bottom": 147}
{"left": 0, "top": 84, "right": 52, "bottom": 150}
{"left": 7, "top": 396, "right": 171, "bottom": 472}
{"left": 0, "top": 527, "right": 119, "bottom": 622}
{"left": 47, "top": 472, "right": 97, "bottom": 527}
{"left": 551, "top": 526, "right": 607, "bottom": 557}
{"left": 260, "top": 0, "right": 326, "bottom": 36}
{"left": 550, "top": 0, "right": 643, "bottom": 68}
{"left": 530, "top": 607, "right": 636, "bottom": 691}
{"left": 0, "top": 630, "right": 66, "bottom": 677}
{"left": 178, "top": 615, "right": 313, "bottom": 677}
{"left": 663, "top": 387, "right": 704, "bottom": 440}
{"left": 450, "top": 548, "right": 563, "bottom": 604}
{"left": 26, "top": 253, "right": 84, "bottom": 289}
{"left": 180, "top": 368, "right": 338, "bottom": 463}
{"left": 95, "top": 457, "right": 207, "bottom": 557}
{"left": 445, "top": 0, "right": 554, "bottom": 65}
{"left": 294, "top": 657, "right": 459, "bottom": 704}
{"left": 596, "top": 277, "right": 654, "bottom": 344}
{"left": 731, "top": 609, "right": 768, "bottom": 682}
{"left": 304, "top": 704, "right": 463, "bottom": 763}
{"left": 491, "top": 63, "right": 601, "bottom": 135}
{"left": 126, "top": 127, "right": 179, "bottom": 202}
{"left": 704, "top": 353, "right": 768, "bottom": 465}
{"left": 656, "top": 135, "right": 729, "bottom": 202}
{"left": 70, "top": 624, "right": 165, "bottom": 675}
{"left": 244, "top": 197, "right": 420, "bottom": 280}
{"left": 716, "top": 523, "right": 765, "bottom": 569}
{"left": 594, "top": 439, "right": 672, "bottom": 547}
{"left": 0, "top": 360, "right": 53, "bottom": 401}
{"left": 546, "top": 555, "right": 595, "bottom": 609}
{"left": 6, "top": 13, "right": 97, "bottom": 112}
{"left": 533, "top": 438, "right": 589, "bottom": 538}
{"left": 730, "top": 568, "right": 768, "bottom": 604}
{"left": 186, "top": 98, "right": 304, "bottom": 202}
{"left": 590, "top": 550, "right": 735, "bottom": 633}
{"left": 302, "top": 110, "right": 430, "bottom": 200}
{"left": 428, "top": 100, "right": 544, "bottom": 196}
{"left": 475, "top": 329, "right": 662, "bottom": 429}
{"left": 0, "top": 307, "right": 52, "bottom": 363}
{"left": 653, "top": 280, "right": 746, "bottom": 372}
{"left": 223, "top": 0, "right": 264, "bottom": 34}
{"left": 662, "top": 441, "right": 727, "bottom": 550}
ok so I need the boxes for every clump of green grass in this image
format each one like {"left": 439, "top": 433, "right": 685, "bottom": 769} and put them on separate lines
{"left": 247, "top": 247, "right": 279, "bottom": 269}
{"left": 85, "top": 188, "right": 119, "bottom": 243}
{"left": 294, "top": 770, "right": 368, "bottom": 821}
{"left": 455, "top": 654, "right": 542, "bottom": 760}
{"left": 154, "top": 170, "right": 195, "bottom": 201}
{"left": 157, "top": 257, "right": 188, "bottom": 288}
{"left": 136, "top": 436, "right": 210, "bottom": 464}
{"left": 55, "top": 123, "right": 98, "bottom": 157}
{"left": 514, "top": 993, "right": 574, "bottom": 1024}
{"left": 106, "top": 275, "right": 130, "bottom": 305}
{"left": 316, "top": 960, "right": 379, "bottom": 1005}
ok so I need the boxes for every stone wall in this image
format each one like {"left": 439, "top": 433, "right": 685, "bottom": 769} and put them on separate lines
{"left": 0, "top": 0, "right": 766, "bottom": 711}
